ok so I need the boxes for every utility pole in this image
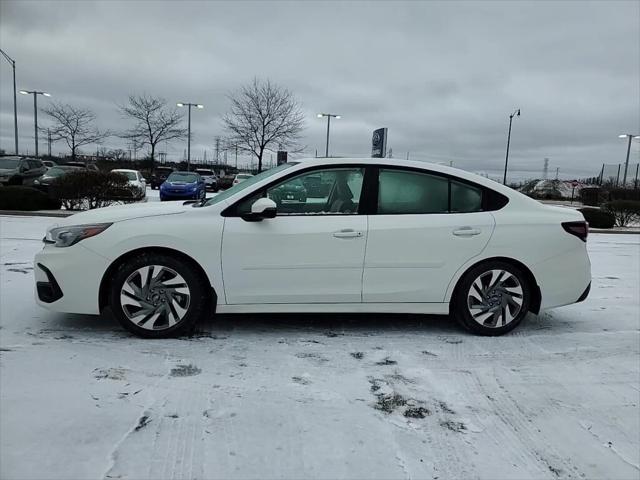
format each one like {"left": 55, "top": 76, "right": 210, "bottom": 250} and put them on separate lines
{"left": 0, "top": 49, "right": 18, "bottom": 155}
{"left": 618, "top": 134, "right": 639, "bottom": 186}
{"left": 47, "top": 128, "right": 52, "bottom": 156}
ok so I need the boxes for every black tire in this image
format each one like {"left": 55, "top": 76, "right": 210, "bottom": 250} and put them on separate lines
{"left": 108, "top": 252, "right": 210, "bottom": 338}
{"left": 451, "top": 260, "right": 531, "bottom": 336}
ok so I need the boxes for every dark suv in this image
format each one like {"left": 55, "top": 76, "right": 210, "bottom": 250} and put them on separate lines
{"left": 0, "top": 157, "right": 47, "bottom": 186}
{"left": 150, "top": 167, "right": 174, "bottom": 189}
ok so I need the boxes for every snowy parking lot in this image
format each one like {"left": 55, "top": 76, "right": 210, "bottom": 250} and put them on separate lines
{"left": 0, "top": 214, "right": 638, "bottom": 480}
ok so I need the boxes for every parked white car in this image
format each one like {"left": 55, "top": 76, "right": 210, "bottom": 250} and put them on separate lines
{"left": 111, "top": 169, "right": 146, "bottom": 199}
{"left": 35, "top": 158, "right": 591, "bottom": 338}
{"left": 233, "top": 173, "right": 253, "bottom": 185}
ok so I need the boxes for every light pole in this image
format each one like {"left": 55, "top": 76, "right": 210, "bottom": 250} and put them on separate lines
{"left": 20, "top": 90, "right": 50, "bottom": 157}
{"left": 177, "top": 102, "right": 203, "bottom": 171}
{"left": 502, "top": 108, "right": 520, "bottom": 185}
{"left": 0, "top": 48, "right": 18, "bottom": 155}
{"left": 618, "top": 134, "right": 640, "bottom": 187}
{"left": 317, "top": 113, "right": 340, "bottom": 157}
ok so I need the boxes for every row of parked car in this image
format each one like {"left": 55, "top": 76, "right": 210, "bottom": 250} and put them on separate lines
{"left": 0, "top": 156, "right": 256, "bottom": 203}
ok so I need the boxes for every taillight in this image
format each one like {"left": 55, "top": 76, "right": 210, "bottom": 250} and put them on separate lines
{"left": 562, "top": 221, "right": 588, "bottom": 242}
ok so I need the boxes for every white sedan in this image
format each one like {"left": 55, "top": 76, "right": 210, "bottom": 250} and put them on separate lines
{"left": 35, "top": 158, "right": 591, "bottom": 338}
{"left": 111, "top": 168, "right": 146, "bottom": 199}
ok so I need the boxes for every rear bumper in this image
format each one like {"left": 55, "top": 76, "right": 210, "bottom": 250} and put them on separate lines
{"left": 531, "top": 246, "right": 591, "bottom": 310}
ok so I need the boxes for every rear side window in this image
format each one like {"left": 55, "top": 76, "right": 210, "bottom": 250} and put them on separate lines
{"left": 28, "top": 160, "right": 42, "bottom": 169}
{"left": 451, "top": 180, "right": 482, "bottom": 213}
{"left": 378, "top": 169, "right": 449, "bottom": 214}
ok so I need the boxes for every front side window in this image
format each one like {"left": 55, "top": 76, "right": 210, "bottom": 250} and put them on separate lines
{"left": 378, "top": 169, "right": 449, "bottom": 214}
{"left": 237, "top": 167, "right": 365, "bottom": 215}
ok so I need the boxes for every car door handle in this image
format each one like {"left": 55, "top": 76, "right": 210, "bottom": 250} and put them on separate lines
{"left": 452, "top": 227, "right": 481, "bottom": 237}
{"left": 333, "top": 229, "right": 363, "bottom": 239}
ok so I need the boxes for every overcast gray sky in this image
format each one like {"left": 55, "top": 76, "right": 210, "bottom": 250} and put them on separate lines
{"left": 1, "top": 0, "right": 639, "bottom": 179}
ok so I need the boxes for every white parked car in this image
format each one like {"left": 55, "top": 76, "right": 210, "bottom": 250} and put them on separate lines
{"left": 111, "top": 169, "right": 146, "bottom": 199}
{"left": 233, "top": 173, "right": 253, "bottom": 185}
{"left": 35, "top": 158, "right": 591, "bottom": 338}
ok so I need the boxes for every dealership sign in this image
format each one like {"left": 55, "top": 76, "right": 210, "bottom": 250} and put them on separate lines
{"left": 371, "top": 128, "right": 388, "bottom": 158}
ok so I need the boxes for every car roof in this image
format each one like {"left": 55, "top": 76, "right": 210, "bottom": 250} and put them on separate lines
{"left": 171, "top": 171, "right": 198, "bottom": 174}
{"left": 111, "top": 169, "right": 138, "bottom": 173}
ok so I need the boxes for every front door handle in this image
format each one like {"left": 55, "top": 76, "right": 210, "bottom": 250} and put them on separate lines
{"left": 333, "top": 229, "right": 363, "bottom": 239}
{"left": 453, "top": 227, "right": 481, "bottom": 237}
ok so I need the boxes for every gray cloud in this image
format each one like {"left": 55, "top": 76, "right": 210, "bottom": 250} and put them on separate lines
{"left": 1, "top": 0, "right": 638, "bottom": 179}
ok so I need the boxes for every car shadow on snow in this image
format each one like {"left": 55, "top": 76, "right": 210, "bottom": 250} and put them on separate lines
{"left": 34, "top": 309, "right": 565, "bottom": 341}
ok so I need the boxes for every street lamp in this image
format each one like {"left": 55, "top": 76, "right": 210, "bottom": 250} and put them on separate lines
{"left": 618, "top": 134, "right": 640, "bottom": 187}
{"left": 317, "top": 113, "right": 340, "bottom": 157}
{"left": 502, "top": 108, "right": 521, "bottom": 185}
{"left": 177, "top": 102, "right": 203, "bottom": 171}
{"left": 20, "top": 90, "right": 51, "bottom": 157}
{"left": 0, "top": 48, "right": 18, "bottom": 155}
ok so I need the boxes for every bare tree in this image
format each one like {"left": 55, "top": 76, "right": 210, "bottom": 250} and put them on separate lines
{"left": 223, "top": 78, "right": 305, "bottom": 172}
{"left": 119, "top": 94, "right": 186, "bottom": 166}
{"left": 42, "top": 103, "right": 109, "bottom": 160}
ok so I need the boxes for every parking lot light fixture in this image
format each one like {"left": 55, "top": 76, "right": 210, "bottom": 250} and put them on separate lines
{"left": 317, "top": 113, "right": 340, "bottom": 157}
{"left": 177, "top": 102, "right": 204, "bottom": 171}
{"left": 20, "top": 90, "right": 51, "bottom": 157}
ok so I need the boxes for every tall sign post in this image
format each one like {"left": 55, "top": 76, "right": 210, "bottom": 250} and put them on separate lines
{"left": 371, "top": 128, "right": 388, "bottom": 158}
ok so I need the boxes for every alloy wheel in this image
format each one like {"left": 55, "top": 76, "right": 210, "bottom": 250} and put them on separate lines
{"left": 119, "top": 265, "right": 191, "bottom": 331}
{"left": 466, "top": 269, "right": 523, "bottom": 328}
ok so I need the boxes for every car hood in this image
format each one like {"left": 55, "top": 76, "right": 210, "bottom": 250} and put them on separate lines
{"left": 58, "top": 202, "right": 191, "bottom": 226}
{"left": 0, "top": 168, "right": 17, "bottom": 175}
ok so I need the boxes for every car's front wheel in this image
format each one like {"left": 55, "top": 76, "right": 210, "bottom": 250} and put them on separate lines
{"left": 108, "top": 252, "right": 209, "bottom": 338}
{"left": 452, "top": 261, "right": 531, "bottom": 336}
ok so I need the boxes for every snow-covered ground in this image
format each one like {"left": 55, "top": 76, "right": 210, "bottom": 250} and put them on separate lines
{"left": 0, "top": 215, "right": 638, "bottom": 480}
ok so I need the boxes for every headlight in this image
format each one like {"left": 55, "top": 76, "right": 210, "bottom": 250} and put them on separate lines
{"left": 44, "top": 223, "right": 112, "bottom": 247}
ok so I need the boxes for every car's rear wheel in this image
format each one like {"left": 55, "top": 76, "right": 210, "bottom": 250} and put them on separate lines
{"left": 108, "top": 252, "right": 209, "bottom": 338}
{"left": 452, "top": 261, "right": 531, "bottom": 336}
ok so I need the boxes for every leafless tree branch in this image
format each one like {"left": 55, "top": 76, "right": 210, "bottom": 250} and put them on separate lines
{"left": 223, "top": 78, "right": 305, "bottom": 172}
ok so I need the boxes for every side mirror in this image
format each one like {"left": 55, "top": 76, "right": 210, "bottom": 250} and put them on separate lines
{"left": 242, "top": 197, "right": 277, "bottom": 222}
{"left": 141, "top": 177, "right": 146, "bottom": 182}
{"left": 20, "top": 165, "right": 28, "bottom": 173}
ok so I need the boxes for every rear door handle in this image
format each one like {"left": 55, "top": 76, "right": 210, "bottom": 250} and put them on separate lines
{"left": 453, "top": 227, "right": 481, "bottom": 237}
{"left": 333, "top": 229, "right": 363, "bottom": 239}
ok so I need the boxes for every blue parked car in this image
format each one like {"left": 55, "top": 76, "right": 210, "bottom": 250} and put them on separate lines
{"left": 159, "top": 171, "right": 206, "bottom": 202}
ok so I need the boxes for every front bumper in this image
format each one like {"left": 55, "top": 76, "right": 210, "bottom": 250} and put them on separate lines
{"left": 160, "top": 189, "right": 199, "bottom": 200}
{"left": 34, "top": 243, "right": 111, "bottom": 315}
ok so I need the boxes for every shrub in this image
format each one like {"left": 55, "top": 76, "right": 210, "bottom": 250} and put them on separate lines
{"left": 0, "top": 186, "right": 62, "bottom": 211}
{"left": 578, "top": 207, "right": 615, "bottom": 229}
{"left": 603, "top": 200, "right": 640, "bottom": 227}
{"left": 51, "top": 170, "right": 139, "bottom": 210}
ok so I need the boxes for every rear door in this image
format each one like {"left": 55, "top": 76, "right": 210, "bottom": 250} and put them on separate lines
{"left": 363, "top": 167, "right": 495, "bottom": 303}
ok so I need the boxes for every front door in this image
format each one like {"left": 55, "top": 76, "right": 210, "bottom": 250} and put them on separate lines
{"left": 363, "top": 168, "right": 495, "bottom": 303}
{"left": 222, "top": 167, "right": 367, "bottom": 304}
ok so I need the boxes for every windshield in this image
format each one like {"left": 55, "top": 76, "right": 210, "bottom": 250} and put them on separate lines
{"left": 167, "top": 172, "right": 197, "bottom": 183}
{"left": 45, "top": 167, "right": 75, "bottom": 177}
{"left": 203, "top": 163, "right": 295, "bottom": 207}
{"left": 114, "top": 171, "right": 137, "bottom": 180}
{"left": 0, "top": 158, "right": 20, "bottom": 169}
